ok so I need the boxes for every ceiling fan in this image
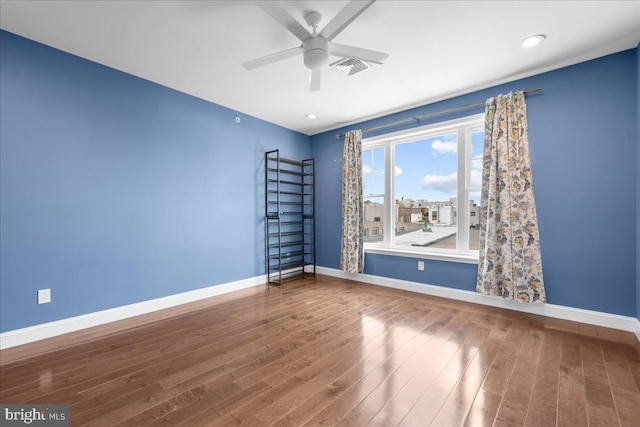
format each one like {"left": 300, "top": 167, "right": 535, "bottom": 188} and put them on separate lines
{"left": 242, "top": 0, "right": 389, "bottom": 91}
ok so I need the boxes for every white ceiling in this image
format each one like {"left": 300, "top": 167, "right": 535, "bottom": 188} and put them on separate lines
{"left": 1, "top": 1, "right": 639, "bottom": 136}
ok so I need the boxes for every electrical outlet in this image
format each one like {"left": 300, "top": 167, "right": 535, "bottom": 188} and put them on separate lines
{"left": 418, "top": 261, "right": 424, "bottom": 271}
{"left": 38, "top": 289, "right": 51, "bottom": 304}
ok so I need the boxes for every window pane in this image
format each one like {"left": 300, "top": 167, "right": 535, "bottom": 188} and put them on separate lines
{"left": 363, "top": 147, "right": 384, "bottom": 196}
{"left": 470, "top": 128, "right": 484, "bottom": 190}
{"left": 393, "top": 133, "right": 457, "bottom": 249}
{"left": 364, "top": 197, "right": 384, "bottom": 244}
{"left": 469, "top": 191, "right": 481, "bottom": 251}
{"left": 469, "top": 128, "right": 483, "bottom": 251}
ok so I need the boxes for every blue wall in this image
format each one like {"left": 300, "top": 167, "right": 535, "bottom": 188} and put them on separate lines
{"left": 1, "top": 29, "right": 638, "bottom": 334}
{"left": 312, "top": 49, "right": 638, "bottom": 317}
{"left": 0, "top": 31, "right": 310, "bottom": 332}
{"left": 637, "top": 42, "right": 640, "bottom": 323}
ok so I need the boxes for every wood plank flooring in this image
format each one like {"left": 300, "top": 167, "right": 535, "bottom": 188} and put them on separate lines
{"left": 1, "top": 275, "right": 639, "bottom": 426}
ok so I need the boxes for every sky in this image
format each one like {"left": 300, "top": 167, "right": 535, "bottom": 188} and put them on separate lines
{"left": 363, "top": 128, "right": 484, "bottom": 204}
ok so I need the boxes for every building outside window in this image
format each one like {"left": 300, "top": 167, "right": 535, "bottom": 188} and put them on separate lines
{"left": 362, "top": 113, "right": 484, "bottom": 261}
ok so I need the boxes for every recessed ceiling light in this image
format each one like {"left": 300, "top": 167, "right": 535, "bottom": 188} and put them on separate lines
{"left": 522, "top": 34, "right": 546, "bottom": 48}
{"left": 305, "top": 113, "right": 317, "bottom": 120}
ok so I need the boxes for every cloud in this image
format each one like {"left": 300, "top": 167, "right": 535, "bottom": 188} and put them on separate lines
{"left": 420, "top": 172, "right": 457, "bottom": 193}
{"left": 471, "top": 158, "right": 482, "bottom": 171}
{"left": 420, "top": 169, "right": 482, "bottom": 194}
{"left": 431, "top": 140, "right": 457, "bottom": 154}
{"left": 470, "top": 169, "right": 482, "bottom": 189}
{"left": 362, "top": 164, "right": 372, "bottom": 174}
{"left": 395, "top": 166, "right": 403, "bottom": 176}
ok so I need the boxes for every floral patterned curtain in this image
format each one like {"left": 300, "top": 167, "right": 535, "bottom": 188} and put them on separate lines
{"left": 476, "top": 92, "right": 546, "bottom": 303}
{"left": 340, "top": 129, "right": 364, "bottom": 273}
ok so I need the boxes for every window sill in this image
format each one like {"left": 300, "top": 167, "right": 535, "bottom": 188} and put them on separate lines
{"left": 364, "top": 246, "right": 479, "bottom": 264}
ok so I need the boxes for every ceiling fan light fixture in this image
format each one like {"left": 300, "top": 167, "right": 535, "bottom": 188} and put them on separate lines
{"left": 522, "top": 34, "right": 546, "bottom": 48}
{"left": 303, "top": 36, "right": 329, "bottom": 70}
{"left": 304, "top": 50, "right": 329, "bottom": 69}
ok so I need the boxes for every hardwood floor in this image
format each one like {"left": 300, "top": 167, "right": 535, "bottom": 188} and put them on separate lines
{"left": 1, "top": 275, "right": 639, "bottom": 426}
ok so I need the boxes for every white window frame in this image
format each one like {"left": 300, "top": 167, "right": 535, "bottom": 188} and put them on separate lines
{"left": 362, "top": 113, "right": 484, "bottom": 264}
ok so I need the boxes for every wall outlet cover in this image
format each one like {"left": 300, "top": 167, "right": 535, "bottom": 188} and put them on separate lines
{"left": 38, "top": 289, "right": 51, "bottom": 304}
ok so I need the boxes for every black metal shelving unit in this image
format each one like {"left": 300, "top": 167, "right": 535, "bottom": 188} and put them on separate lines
{"left": 265, "top": 149, "right": 315, "bottom": 285}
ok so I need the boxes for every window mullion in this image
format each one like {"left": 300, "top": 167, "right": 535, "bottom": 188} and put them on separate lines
{"left": 457, "top": 128, "right": 469, "bottom": 252}
{"left": 385, "top": 142, "right": 394, "bottom": 247}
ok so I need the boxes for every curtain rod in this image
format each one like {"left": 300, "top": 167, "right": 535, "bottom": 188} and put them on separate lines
{"left": 335, "top": 86, "right": 542, "bottom": 139}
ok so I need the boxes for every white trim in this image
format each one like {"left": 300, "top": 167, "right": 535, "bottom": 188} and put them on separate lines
{"left": 0, "top": 275, "right": 266, "bottom": 350}
{"left": 363, "top": 113, "right": 485, "bottom": 146}
{"left": 362, "top": 113, "right": 485, "bottom": 261}
{"left": 2, "top": 271, "right": 637, "bottom": 350}
{"left": 365, "top": 247, "right": 478, "bottom": 264}
{"left": 317, "top": 266, "right": 640, "bottom": 341}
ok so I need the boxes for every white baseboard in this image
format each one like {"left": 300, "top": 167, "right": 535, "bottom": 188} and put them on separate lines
{"left": 2, "top": 270, "right": 638, "bottom": 350}
{"left": 317, "top": 266, "right": 640, "bottom": 342}
{"left": 0, "top": 275, "right": 266, "bottom": 350}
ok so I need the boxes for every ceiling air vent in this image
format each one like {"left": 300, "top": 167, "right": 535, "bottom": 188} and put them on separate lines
{"left": 330, "top": 58, "right": 372, "bottom": 76}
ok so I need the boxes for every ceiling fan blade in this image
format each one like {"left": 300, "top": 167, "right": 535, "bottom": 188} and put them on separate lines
{"left": 242, "top": 46, "right": 302, "bottom": 70}
{"left": 259, "top": 2, "right": 311, "bottom": 42}
{"left": 309, "top": 69, "right": 321, "bottom": 92}
{"left": 319, "top": 0, "right": 376, "bottom": 41}
{"left": 329, "top": 42, "right": 389, "bottom": 65}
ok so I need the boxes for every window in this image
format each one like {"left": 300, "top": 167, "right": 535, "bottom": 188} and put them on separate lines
{"left": 362, "top": 114, "right": 484, "bottom": 262}
{"left": 362, "top": 147, "right": 385, "bottom": 244}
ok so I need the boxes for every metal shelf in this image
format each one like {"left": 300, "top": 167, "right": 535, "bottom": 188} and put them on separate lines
{"left": 267, "top": 201, "right": 304, "bottom": 206}
{"left": 268, "top": 179, "right": 303, "bottom": 186}
{"left": 267, "top": 250, "right": 309, "bottom": 259}
{"left": 268, "top": 190, "right": 304, "bottom": 196}
{"left": 266, "top": 156, "right": 305, "bottom": 167}
{"left": 267, "top": 167, "right": 312, "bottom": 177}
{"left": 268, "top": 260, "right": 305, "bottom": 271}
{"left": 267, "top": 241, "right": 312, "bottom": 248}
{"left": 267, "top": 231, "right": 312, "bottom": 237}
{"left": 266, "top": 211, "right": 305, "bottom": 217}
{"left": 265, "top": 149, "right": 315, "bottom": 286}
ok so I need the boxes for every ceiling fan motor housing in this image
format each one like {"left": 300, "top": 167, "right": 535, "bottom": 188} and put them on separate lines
{"left": 303, "top": 36, "right": 329, "bottom": 70}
